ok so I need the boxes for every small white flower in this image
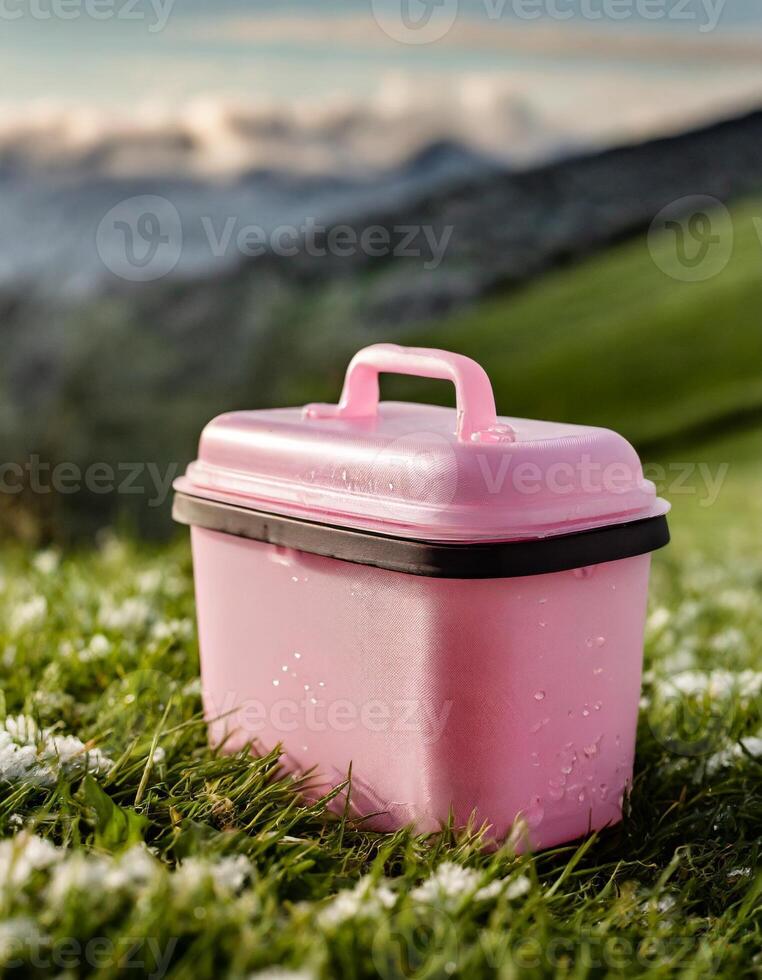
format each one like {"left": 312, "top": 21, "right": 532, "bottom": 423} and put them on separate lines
{"left": 646, "top": 607, "right": 670, "bottom": 633}
{"left": 411, "top": 863, "right": 480, "bottom": 906}
{"left": 137, "top": 569, "right": 162, "bottom": 594}
{"left": 727, "top": 867, "right": 752, "bottom": 879}
{"left": 0, "top": 917, "right": 43, "bottom": 961}
{"left": 174, "top": 855, "right": 253, "bottom": 896}
{"left": 32, "top": 550, "right": 59, "bottom": 575}
{"left": 0, "top": 833, "right": 60, "bottom": 889}
{"left": 318, "top": 876, "right": 396, "bottom": 928}
{"left": 656, "top": 894, "right": 676, "bottom": 913}
{"left": 99, "top": 597, "right": 151, "bottom": 632}
{"left": 106, "top": 846, "right": 159, "bottom": 890}
{"left": 10, "top": 596, "right": 47, "bottom": 634}
{"left": 87, "top": 634, "right": 111, "bottom": 658}
{"left": 151, "top": 618, "right": 192, "bottom": 642}
{"left": 475, "top": 873, "right": 531, "bottom": 902}
{"left": 209, "top": 854, "right": 252, "bottom": 893}
{"left": 704, "top": 736, "right": 762, "bottom": 776}
{"left": 709, "top": 628, "right": 746, "bottom": 655}
{"left": 504, "top": 875, "right": 532, "bottom": 900}
{"left": 0, "top": 715, "right": 112, "bottom": 787}
{"left": 47, "top": 852, "right": 110, "bottom": 904}
{"left": 655, "top": 670, "right": 762, "bottom": 702}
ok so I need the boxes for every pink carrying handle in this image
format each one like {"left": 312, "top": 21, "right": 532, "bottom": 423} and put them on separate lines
{"left": 305, "top": 344, "right": 511, "bottom": 443}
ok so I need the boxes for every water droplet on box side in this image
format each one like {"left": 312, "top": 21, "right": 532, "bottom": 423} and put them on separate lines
{"left": 548, "top": 779, "right": 565, "bottom": 801}
{"left": 534, "top": 690, "right": 546, "bottom": 701}
{"left": 525, "top": 797, "right": 545, "bottom": 827}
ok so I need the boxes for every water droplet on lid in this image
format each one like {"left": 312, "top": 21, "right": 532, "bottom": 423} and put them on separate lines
{"left": 539, "top": 621, "right": 547, "bottom": 628}
{"left": 534, "top": 690, "right": 546, "bottom": 701}
{"left": 577, "top": 789, "right": 586, "bottom": 804}
{"left": 318, "top": 681, "right": 325, "bottom": 687}
{"left": 304, "top": 684, "right": 310, "bottom": 691}
{"left": 595, "top": 636, "right": 606, "bottom": 648}
{"left": 291, "top": 576, "right": 299, "bottom": 583}
{"left": 582, "top": 707, "right": 590, "bottom": 717}
{"left": 530, "top": 752, "right": 540, "bottom": 767}
{"left": 538, "top": 597, "right": 547, "bottom": 605}
{"left": 593, "top": 667, "right": 603, "bottom": 675}
{"left": 594, "top": 701, "right": 603, "bottom": 711}
{"left": 281, "top": 665, "right": 288, "bottom": 672}
{"left": 310, "top": 697, "right": 317, "bottom": 704}
{"left": 272, "top": 679, "right": 280, "bottom": 687}
{"left": 294, "top": 652, "right": 301, "bottom": 659}
{"left": 583, "top": 742, "right": 599, "bottom": 758}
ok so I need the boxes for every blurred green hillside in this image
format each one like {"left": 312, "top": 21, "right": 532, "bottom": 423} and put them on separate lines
{"left": 287, "top": 196, "right": 762, "bottom": 453}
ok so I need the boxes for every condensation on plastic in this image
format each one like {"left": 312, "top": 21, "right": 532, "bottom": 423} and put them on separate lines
{"left": 192, "top": 527, "right": 651, "bottom": 848}
{"left": 179, "top": 344, "right": 668, "bottom": 847}
{"left": 176, "top": 344, "right": 668, "bottom": 543}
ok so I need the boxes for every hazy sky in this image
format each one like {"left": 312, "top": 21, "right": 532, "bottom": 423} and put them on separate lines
{"left": 2, "top": 0, "right": 761, "bottom": 108}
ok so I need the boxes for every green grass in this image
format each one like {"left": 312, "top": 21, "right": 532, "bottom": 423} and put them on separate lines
{"left": 2, "top": 203, "right": 761, "bottom": 976}
{"left": 276, "top": 197, "right": 762, "bottom": 454}
{"left": 0, "top": 421, "right": 760, "bottom": 978}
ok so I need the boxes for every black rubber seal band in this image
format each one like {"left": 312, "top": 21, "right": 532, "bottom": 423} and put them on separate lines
{"left": 173, "top": 491, "right": 669, "bottom": 580}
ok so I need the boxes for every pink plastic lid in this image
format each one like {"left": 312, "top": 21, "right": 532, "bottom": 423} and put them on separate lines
{"left": 175, "top": 344, "right": 669, "bottom": 544}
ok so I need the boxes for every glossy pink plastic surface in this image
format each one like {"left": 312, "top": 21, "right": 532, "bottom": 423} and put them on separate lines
{"left": 177, "top": 343, "right": 667, "bottom": 543}
{"left": 180, "top": 344, "right": 667, "bottom": 847}
{"left": 192, "top": 528, "right": 652, "bottom": 847}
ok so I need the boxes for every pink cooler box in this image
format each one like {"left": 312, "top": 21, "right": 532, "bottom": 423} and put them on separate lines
{"left": 174, "top": 344, "right": 669, "bottom": 848}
